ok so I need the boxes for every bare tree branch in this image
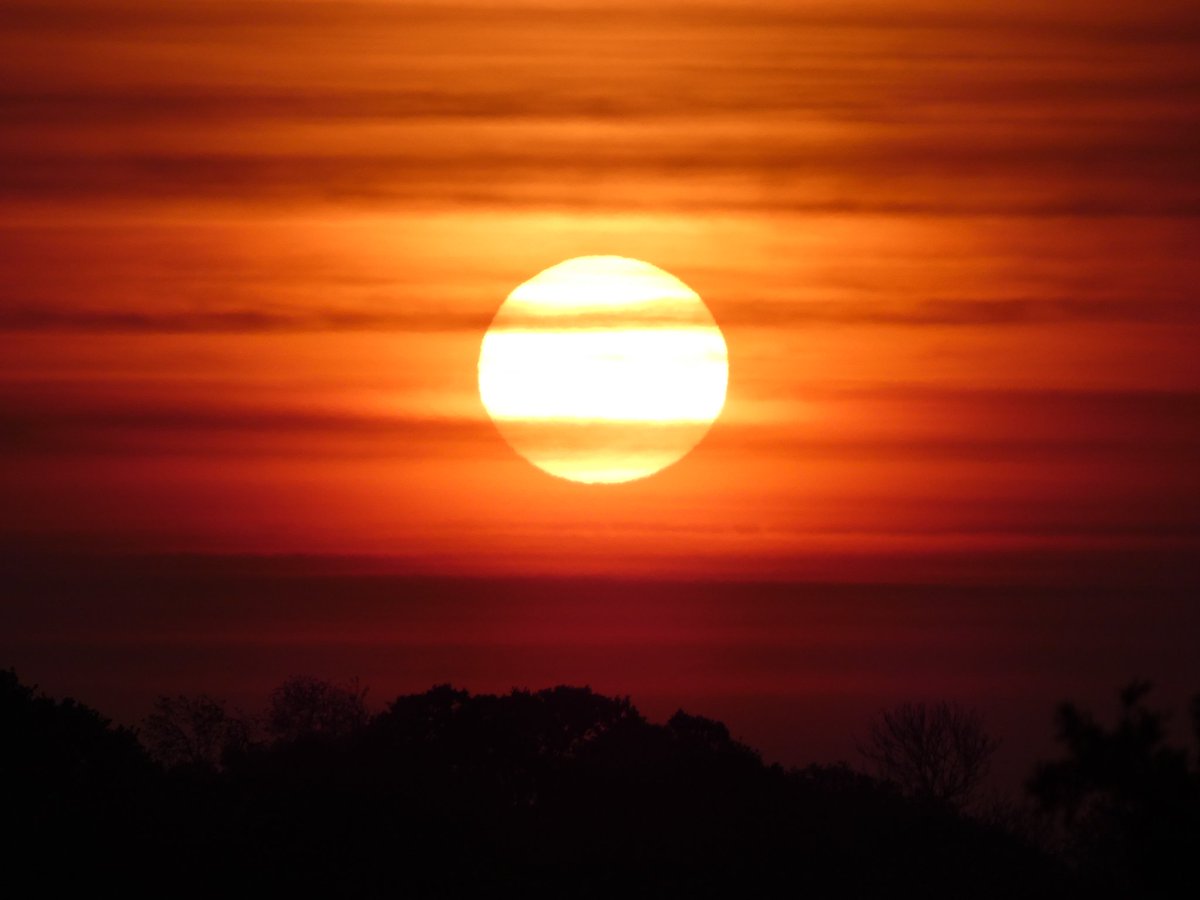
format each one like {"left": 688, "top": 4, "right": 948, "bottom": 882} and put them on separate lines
{"left": 858, "top": 701, "right": 1000, "bottom": 809}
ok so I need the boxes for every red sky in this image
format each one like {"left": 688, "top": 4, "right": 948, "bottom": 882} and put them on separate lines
{"left": 2, "top": 0, "right": 1198, "bottom": 782}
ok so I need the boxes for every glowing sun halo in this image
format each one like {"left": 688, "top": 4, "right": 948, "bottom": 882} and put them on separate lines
{"left": 478, "top": 256, "right": 729, "bottom": 484}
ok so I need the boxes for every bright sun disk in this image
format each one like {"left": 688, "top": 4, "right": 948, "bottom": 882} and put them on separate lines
{"left": 478, "top": 256, "right": 729, "bottom": 484}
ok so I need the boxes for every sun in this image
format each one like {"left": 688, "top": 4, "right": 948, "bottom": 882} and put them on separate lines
{"left": 478, "top": 256, "right": 729, "bottom": 484}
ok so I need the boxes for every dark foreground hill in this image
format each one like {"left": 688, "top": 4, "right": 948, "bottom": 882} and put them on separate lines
{"left": 5, "top": 669, "right": 1194, "bottom": 898}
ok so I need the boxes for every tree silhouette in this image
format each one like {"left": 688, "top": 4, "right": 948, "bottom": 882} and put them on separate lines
{"left": 142, "top": 693, "right": 250, "bottom": 771}
{"left": 858, "top": 700, "right": 1000, "bottom": 809}
{"left": 265, "top": 675, "right": 368, "bottom": 744}
{"left": 2, "top": 669, "right": 1069, "bottom": 899}
{"left": 3, "top": 668, "right": 153, "bottom": 889}
{"left": 1027, "top": 681, "right": 1200, "bottom": 896}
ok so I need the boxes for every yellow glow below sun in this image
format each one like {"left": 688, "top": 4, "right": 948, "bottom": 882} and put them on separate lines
{"left": 478, "top": 256, "right": 729, "bottom": 484}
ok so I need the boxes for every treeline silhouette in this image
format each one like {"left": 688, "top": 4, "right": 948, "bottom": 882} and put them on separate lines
{"left": 5, "top": 668, "right": 1198, "bottom": 898}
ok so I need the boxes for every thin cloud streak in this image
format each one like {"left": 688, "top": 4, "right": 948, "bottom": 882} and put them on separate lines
{"left": 2, "top": 386, "right": 1197, "bottom": 458}
{"left": 0, "top": 307, "right": 491, "bottom": 334}
{"left": 1, "top": 143, "right": 1195, "bottom": 215}
{"left": 2, "top": 297, "right": 1197, "bottom": 334}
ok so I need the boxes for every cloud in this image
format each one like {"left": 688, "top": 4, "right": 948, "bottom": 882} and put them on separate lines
{"left": 4, "top": 2, "right": 1198, "bottom": 42}
{"left": 0, "top": 392, "right": 492, "bottom": 458}
{"left": 1, "top": 131, "right": 1197, "bottom": 215}
{"left": 2, "top": 384, "right": 1197, "bottom": 463}
{"left": 1, "top": 294, "right": 1194, "bottom": 335}
{"left": 715, "top": 297, "right": 1200, "bottom": 328}
{"left": 0, "top": 306, "right": 490, "bottom": 334}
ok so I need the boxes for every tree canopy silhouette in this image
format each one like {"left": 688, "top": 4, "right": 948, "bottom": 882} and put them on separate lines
{"left": 858, "top": 700, "right": 1000, "bottom": 809}
{"left": 1027, "top": 680, "right": 1200, "bottom": 897}
{"left": 2, "top": 668, "right": 153, "bottom": 889}
{"left": 3, "top": 668, "right": 1069, "bottom": 898}
{"left": 142, "top": 693, "right": 249, "bottom": 771}
{"left": 265, "top": 674, "right": 368, "bottom": 743}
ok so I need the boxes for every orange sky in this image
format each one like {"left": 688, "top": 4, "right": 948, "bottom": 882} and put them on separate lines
{"left": 3, "top": 2, "right": 1200, "bottom": 787}
{"left": 1, "top": 0, "right": 1198, "bottom": 583}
